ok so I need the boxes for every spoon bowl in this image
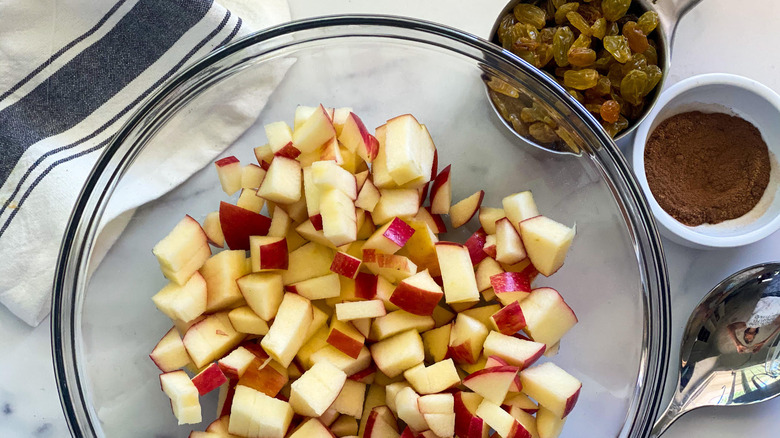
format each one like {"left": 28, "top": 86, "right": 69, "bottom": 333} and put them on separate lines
{"left": 651, "top": 262, "right": 780, "bottom": 437}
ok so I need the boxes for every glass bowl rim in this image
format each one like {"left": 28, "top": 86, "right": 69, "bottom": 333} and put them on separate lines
{"left": 51, "top": 14, "right": 671, "bottom": 438}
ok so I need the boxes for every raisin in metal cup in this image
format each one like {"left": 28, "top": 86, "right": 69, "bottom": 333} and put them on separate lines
{"left": 486, "top": 0, "right": 701, "bottom": 147}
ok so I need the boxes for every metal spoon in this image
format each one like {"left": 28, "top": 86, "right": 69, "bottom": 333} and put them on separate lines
{"left": 651, "top": 262, "right": 780, "bottom": 437}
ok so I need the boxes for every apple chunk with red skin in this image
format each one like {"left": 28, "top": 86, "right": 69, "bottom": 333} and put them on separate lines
{"left": 403, "top": 359, "right": 460, "bottom": 394}
{"left": 490, "top": 271, "right": 532, "bottom": 306}
{"left": 364, "top": 406, "right": 400, "bottom": 437}
{"left": 520, "top": 362, "right": 581, "bottom": 419}
{"left": 249, "top": 236, "right": 288, "bottom": 271}
{"left": 462, "top": 365, "right": 519, "bottom": 404}
{"left": 292, "top": 104, "right": 336, "bottom": 154}
{"left": 490, "top": 300, "right": 527, "bottom": 335}
{"left": 339, "top": 111, "right": 380, "bottom": 162}
{"left": 218, "top": 201, "right": 271, "bottom": 251}
{"left": 464, "top": 228, "right": 489, "bottom": 265}
{"left": 520, "top": 287, "right": 578, "bottom": 347}
{"left": 454, "top": 391, "right": 489, "bottom": 438}
{"left": 482, "top": 331, "right": 545, "bottom": 370}
{"left": 429, "top": 164, "right": 452, "bottom": 215}
{"left": 448, "top": 313, "right": 489, "bottom": 365}
{"left": 217, "top": 346, "right": 256, "bottom": 379}
{"left": 182, "top": 312, "right": 244, "bottom": 369}
{"left": 150, "top": 327, "right": 191, "bottom": 372}
{"left": 256, "top": 156, "right": 302, "bottom": 204}
{"left": 214, "top": 156, "right": 242, "bottom": 196}
{"left": 389, "top": 269, "right": 444, "bottom": 316}
{"left": 495, "top": 217, "right": 527, "bottom": 265}
{"left": 364, "top": 217, "right": 416, "bottom": 254}
{"left": 450, "top": 190, "right": 484, "bottom": 228}
{"left": 327, "top": 319, "right": 365, "bottom": 359}
{"left": 330, "top": 251, "right": 362, "bottom": 279}
{"left": 191, "top": 362, "right": 228, "bottom": 396}
{"left": 152, "top": 215, "right": 210, "bottom": 283}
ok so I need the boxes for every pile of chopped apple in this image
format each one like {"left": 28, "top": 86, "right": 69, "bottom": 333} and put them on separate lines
{"left": 149, "top": 105, "right": 581, "bottom": 438}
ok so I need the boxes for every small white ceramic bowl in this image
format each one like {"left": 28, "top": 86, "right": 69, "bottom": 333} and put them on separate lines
{"left": 632, "top": 73, "right": 780, "bottom": 249}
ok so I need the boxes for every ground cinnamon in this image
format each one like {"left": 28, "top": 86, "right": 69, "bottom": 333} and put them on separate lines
{"left": 644, "top": 111, "right": 770, "bottom": 226}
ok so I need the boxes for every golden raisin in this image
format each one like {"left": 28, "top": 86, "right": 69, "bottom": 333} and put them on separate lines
{"left": 622, "top": 21, "right": 649, "bottom": 53}
{"left": 600, "top": 100, "right": 620, "bottom": 123}
{"left": 568, "top": 47, "right": 597, "bottom": 67}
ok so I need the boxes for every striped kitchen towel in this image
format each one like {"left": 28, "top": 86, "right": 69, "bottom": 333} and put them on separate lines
{"left": 0, "top": 0, "right": 291, "bottom": 326}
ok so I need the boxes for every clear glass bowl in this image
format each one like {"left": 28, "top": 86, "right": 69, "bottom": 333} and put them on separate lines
{"left": 52, "top": 16, "right": 670, "bottom": 438}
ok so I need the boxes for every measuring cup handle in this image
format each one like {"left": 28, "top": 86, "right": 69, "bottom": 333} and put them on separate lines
{"left": 653, "top": 0, "right": 703, "bottom": 45}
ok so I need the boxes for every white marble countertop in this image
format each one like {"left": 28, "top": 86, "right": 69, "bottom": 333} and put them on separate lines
{"left": 1, "top": 0, "right": 778, "bottom": 436}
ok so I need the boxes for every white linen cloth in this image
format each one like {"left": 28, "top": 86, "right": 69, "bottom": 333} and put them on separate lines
{"left": 0, "top": 0, "right": 291, "bottom": 326}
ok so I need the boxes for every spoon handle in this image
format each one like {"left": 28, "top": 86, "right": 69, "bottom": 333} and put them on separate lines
{"left": 649, "top": 401, "right": 685, "bottom": 438}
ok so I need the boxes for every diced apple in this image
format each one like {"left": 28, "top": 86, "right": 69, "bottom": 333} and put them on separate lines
{"left": 370, "top": 329, "right": 425, "bottom": 378}
{"left": 290, "top": 360, "right": 347, "bottom": 416}
{"left": 495, "top": 217, "right": 527, "bottom": 265}
{"left": 454, "top": 391, "right": 488, "bottom": 438}
{"left": 200, "top": 250, "right": 250, "bottom": 312}
{"left": 463, "top": 365, "right": 519, "bottom": 405}
{"left": 490, "top": 301, "right": 527, "bottom": 335}
{"left": 218, "top": 346, "right": 256, "bottom": 379}
{"left": 236, "top": 272, "right": 284, "bottom": 322}
{"left": 429, "top": 165, "right": 452, "bottom": 215}
{"left": 372, "top": 189, "right": 420, "bottom": 225}
{"left": 237, "top": 188, "right": 265, "bottom": 213}
{"left": 219, "top": 201, "right": 271, "bottom": 251}
{"left": 203, "top": 211, "right": 225, "bottom": 248}
{"left": 160, "top": 370, "right": 201, "bottom": 425}
{"left": 479, "top": 207, "right": 506, "bottom": 234}
{"left": 320, "top": 188, "right": 357, "bottom": 246}
{"left": 389, "top": 269, "right": 443, "bottom": 316}
{"left": 153, "top": 215, "right": 209, "bottom": 280}
{"left": 282, "top": 242, "right": 334, "bottom": 285}
{"left": 364, "top": 217, "right": 416, "bottom": 254}
{"left": 482, "top": 331, "right": 545, "bottom": 370}
{"left": 536, "top": 406, "right": 566, "bottom": 438}
{"left": 327, "top": 319, "right": 366, "bottom": 359}
{"left": 504, "top": 392, "right": 539, "bottom": 415}
{"left": 192, "top": 362, "right": 228, "bottom": 396}
{"left": 385, "top": 114, "right": 427, "bottom": 185}
{"left": 422, "top": 324, "right": 451, "bottom": 363}
{"left": 150, "top": 327, "right": 192, "bottom": 372}
{"left": 503, "top": 191, "right": 539, "bottom": 232}
{"left": 483, "top": 234, "right": 497, "bottom": 259}
{"left": 257, "top": 156, "right": 302, "bottom": 204}
{"left": 237, "top": 357, "right": 288, "bottom": 398}
{"left": 228, "top": 306, "right": 269, "bottom": 335}
{"left": 331, "top": 415, "right": 359, "bottom": 437}
{"left": 261, "top": 293, "right": 313, "bottom": 367}
{"left": 336, "top": 300, "right": 387, "bottom": 321}
{"left": 520, "top": 362, "right": 581, "bottom": 419}
{"left": 152, "top": 272, "right": 207, "bottom": 323}
{"left": 520, "top": 287, "right": 577, "bottom": 347}
{"left": 254, "top": 144, "right": 273, "bottom": 169}
{"left": 292, "top": 104, "right": 336, "bottom": 153}
{"left": 333, "top": 107, "right": 354, "bottom": 135}
{"left": 395, "top": 386, "right": 429, "bottom": 432}
{"left": 464, "top": 228, "right": 489, "bottom": 265}
{"left": 447, "top": 313, "right": 489, "bottom": 365}
{"left": 340, "top": 112, "right": 380, "bottom": 162}
{"left": 265, "top": 121, "right": 294, "bottom": 152}
{"left": 450, "top": 190, "right": 484, "bottom": 228}
{"left": 267, "top": 206, "right": 291, "bottom": 238}
{"left": 424, "top": 412, "right": 456, "bottom": 438}
{"left": 519, "top": 216, "right": 575, "bottom": 277}
{"left": 287, "top": 273, "right": 341, "bottom": 301}
{"left": 288, "top": 418, "right": 334, "bottom": 438}
{"left": 330, "top": 251, "right": 362, "bottom": 279}
{"left": 182, "top": 312, "right": 244, "bottom": 368}
{"left": 215, "top": 156, "right": 242, "bottom": 196}
{"left": 310, "top": 345, "right": 372, "bottom": 376}
{"left": 475, "top": 399, "right": 531, "bottom": 438}
{"left": 331, "top": 379, "right": 367, "bottom": 418}
{"left": 475, "top": 257, "right": 504, "bottom": 292}
{"left": 414, "top": 207, "right": 447, "bottom": 234}
{"left": 241, "top": 163, "right": 267, "bottom": 190}
{"left": 460, "top": 304, "right": 502, "bottom": 328}
{"left": 363, "top": 406, "right": 400, "bottom": 438}
{"left": 355, "top": 178, "right": 381, "bottom": 212}
{"left": 490, "top": 272, "right": 532, "bottom": 306}
{"left": 435, "top": 242, "right": 480, "bottom": 304}
{"left": 363, "top": 250, "right": 418, "bottom": 283}
{"left": 312, "top": 160, "right": 358, "bottom": 200}
{"left": 403, "top": 359, "right": 460, "bottom": 394}
{"left": 248, "top": 236, "right": 288, "bottom": 271}
{"left": 229, "top": 385, "right": 293, "bottom": 438}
